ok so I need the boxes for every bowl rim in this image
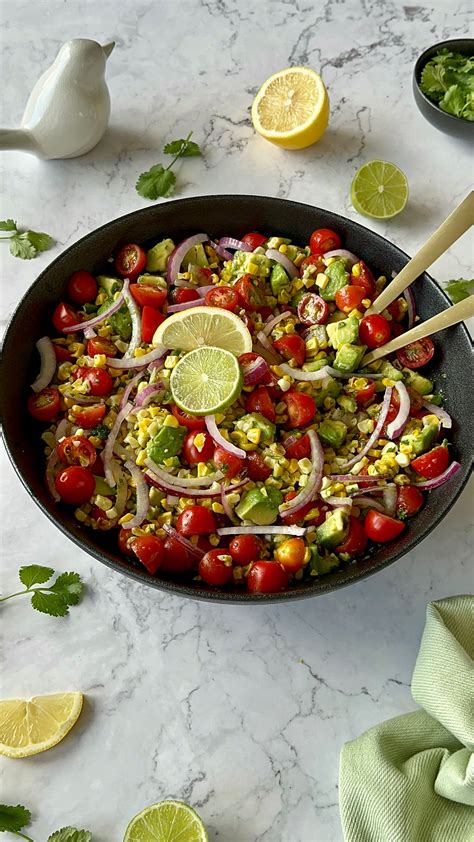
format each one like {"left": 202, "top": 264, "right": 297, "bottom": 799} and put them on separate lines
{"left": 2, "top": 194, "right": 473, "bottom": 604}
{"left": 413, "top": 37, "right": 474, "bottom": 126}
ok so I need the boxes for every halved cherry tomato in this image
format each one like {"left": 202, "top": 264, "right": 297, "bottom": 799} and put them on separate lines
{"left": 274, "top": 537, "right": 306, "bottom": 572}
{"left": 284, "top": 433, "right": 311, "bottom": 460}
{"left": 213, "top": 446, "right": 244, "bottom": 479}
{"left": 118, "top": 527, "right": 134, "bottom": 556}
{"left": 199, "top": 549, "right": 233, "bottom": 586}
{"left": 183, "top": 430, "right": 214, "bottom": 464}
{"left": 141, "top": 305, "right": 165, "bottom": 343}
{"left": 359, "top": 314, "right": 391, "bottom": 349}
{"left": 90, "top": 505, "right": 114, "bottom": 530}
{"left": 382, "top": 404, "right": 399, "bottom": 436}
{"left": 391, "top": 385, "right": 423, "bottom": 417}
{"left": 299, "top": 254, "right": 325, "bottom": 276}
{"left": 55, "top": 465, "right": 96, "bottom": 505}
{"left": 53, "top": 344, "right": 73, "bottom": 362}
{"left": 354, "top": 380, "right": 377, "bottom": 404}
{"left": 176, "top": 505, "right": 217, "bottom": 536}
{"left": 73, "top": 366, "right": 113, "bottom": 396}
{"left": 335, "top": 284, "right": 367, "bottom": 314}
{"left": 52, "top": 302, "right": 79, "bottom": 333}
{"left": 350, "top": 261, "right": 376, "bottom": 297}
{"left": 170, "top": 288, "right": 200, "bottom": 305}
{"left": 364, "top": 509, "right": 405, "bottom": 542}
{"left": 129, "top": 534, "right": 165, "bottom": 574}
{"left": 161, "top": 534, "right": 194, "bottom": 574}
{"left": 204, "top": 285, "right": 239, "bottom": 311}
{"left": 115, "top": 244, "right": 147, "bottom": 278}
{"left": 70, "top": 403, "right": 106, "bottom": 429}
{"left": 130, "top": 283, "right": 167, "bottom": 309}
{"left": 310, "top": 228, "right": 341, "bottom": 255}
{"left": 411, "top": 445, "right": 449, "bottom": 479}
{"left": 235, "top": 274, "right": 265, "bottom": 311}
{"left": 66, "top": 270, "right": 98, "bottom": 305}
{"left": 247, "top": 561, "right": 288, "bottom": 593}
{"left": 283, "top": 391, "right": 315, "bottom": 428}
{"left": 27, "top": 387, "right": 60, "bottom": 422}
{"left": 228, "top": 534, "right": 262, "bottom": 565}
{"left": 387, "top": 299, "right": 405, "bottom": 322}
{"left": 274, "top": 334, "right": 306, "bottom": 367}
{"left": 86, "top": 336, "right": 117, "bottom": 358}
{"left": 297, "top": 293, "right": 329, "bottom": 326}
{"left": 281, "top": 491, "right": 328, "bottom": 526}
{"left": 241, "top": 232, "right": 267, "bottom": 250}
{"left": 396, "top": 338, "right": 435, "bottom": 369}
{"left": 258, "top": 305, "right": 273, "bottom": 322}
{"left": 397, "top": 486, "right": 425, "bottom": 519}
{"left": 245, "top": 386, "right": 275, "bottom": 422}
{"left": 57, "top": 435, "right": 97, "bottom": 468}
{"left": 335, "top": 516, "right": 367, "bottom": 555}
{"left": 171, "top": 405, "right": 206, "bottom": 430}
{"left": 246, "top": 451, "right": 272, "bottom": 481}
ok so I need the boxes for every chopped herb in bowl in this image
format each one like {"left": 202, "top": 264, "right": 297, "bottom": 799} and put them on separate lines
{"left": 420, "top": 48, "right": 474, "bottom": 121}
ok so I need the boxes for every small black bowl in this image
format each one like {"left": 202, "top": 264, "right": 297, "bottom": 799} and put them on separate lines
{"left": 413, "top": 38, "right": 474, "bottom": 139}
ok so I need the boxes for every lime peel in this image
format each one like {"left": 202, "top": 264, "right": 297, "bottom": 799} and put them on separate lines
{"left": 351, "top": 160, "right": 409, "bottom": 219}
{"left": 124, "top": 800, "right": 208, "bottom": 842}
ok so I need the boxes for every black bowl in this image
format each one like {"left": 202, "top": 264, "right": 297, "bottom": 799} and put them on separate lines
{"left": 413, "top": 38, "right": 474, "bottom": 139}
{"left": 1, "top": 196, "right": 473, "bottom": 603}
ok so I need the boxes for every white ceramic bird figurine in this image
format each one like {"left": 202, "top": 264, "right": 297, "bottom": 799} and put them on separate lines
{"left": 0, "top": 39, "right": 114, "bottom": 159}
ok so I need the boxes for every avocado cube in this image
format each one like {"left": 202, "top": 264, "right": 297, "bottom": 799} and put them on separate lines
{"left": 235, "top": 413, "right": 276, "bottom": 444}
{"left": 97, "top": 298, "right": 131, "bottom": 341}
{"left": 309, "top": 546, "right": 341, "bottom": 575}
{"left": 402, "top": 369, "right": 434, "bottom": 396}
{"left": 270, "top": 263, "right": 290, "bottom": 295}
{"left": 327, "top": 316, "right": 360, "bottom": 350}
{"left": 137, "top": 273, "right": 168, "bottom": 290}
{"left": 320, "top": 259, "right": 350, "bottom": 301}
{"left": 316, "top": 509, "right": 349, "bottom": 549}
{"left": 183, "top": 242, "right": 209, "bottom": 268}
{"left": 401, "top": 422, "right": 439, "bottom": 456}
{"left": 97, "top": 275, "right": 122, "bottom": 296}
{"left": 235, "top": 487, "right": 282, "bottom": 525}
{"left": 303, "top": 358, "right": 330, "bottom": 372}
{"left": 378, "top": 360, "right": 404, "bottom": 381}
{"left": 266, "top": 236, "right": 290, "bottom": 249}
{"left": 232, "top": 251, "right": 271, "bottom": 278}
{"left": 146, "top": 238, "right": 175, "bottom": 272}
{"left": 315, "top": 379, "right": 342, "bottom": 408}
{"left": 147, "top": 426, "right": 186, "bottom": 464}
{"left": 318, "top": 419, "right": 348, "bottom": 449}
{"left": 334, "top": 344, "right": 366, "bottom": 373}
{"left": 338, "top": 395, "right": 357, "bottom": 413}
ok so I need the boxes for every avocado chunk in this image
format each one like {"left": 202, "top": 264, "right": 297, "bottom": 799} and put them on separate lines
{"left": 378, "top": 360, "right": 404, "bottom": 381}
{"left": 338, "top": 395, "right": 357, "bottom": 413}
{"left": 270, "top": 263, "right": 290, "bottom": 295}
{"left": 318, "top": 419, "right": 347, "bottom": 449}
{"left": 97, "top": 297, "right": 131, "bottom": 341}
{"left": 146, "top": 238, "right": 175, "bottom": 272}
{"left": 327, "top": 316, "right": 360, "bottom": 350}
{"left": 147, "top": 426, "right": 186, "bottom": 464}
{"left": 137, "top": 273, "right": 168, "bottom": 290}
{"left": 315, "top": 379, "right": 342, "bottom": 408}
{"left": 266, "top": 236, "right": 290, "bottom": 249}
{"left": 309, "top": 546, "right": 340, "bottom": 575}
{"left": 94, "top": 476, "right": 114, "bottom": 496}
{"left": 316, "top": 509, "right": 349, "bottom": 549}
{"left": 402, "top": 368, "right": 434, "bottom": 396}
{"left": 235, "top": 413, "right": 275, "bottom": 444}
{"left": 303, "top": 358, "right": 330, "bottom": 372}
{"left": 321, "top": 260, "right": 350, "bottom": 301}
{"left": 97, "top": 275, "right": 122, "bottom": 297}
{"left": 401, "top": 422, "right": 439, "bottom": 456}
{"left": 183, "top": 242, "right": 209, "bottom": 268}
{"left": 232, "top": 251, "right": 271, "bottom": 278}
{"left": 235, "top": 487, "right": 282, "bottom": 525}
{"left": 334, "top": 344, "right": 366, "bottom": 373}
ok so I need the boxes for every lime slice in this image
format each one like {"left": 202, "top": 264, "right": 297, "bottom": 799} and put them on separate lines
{"left": 171, "top": 346, "right": 242, "bottom": 415}
{"left": 124, "top": 800, "right": 208, "bottom": 842}
{"left": 0, "top": 692, "right": 83, "bottom": 758}
{"left": 351, "top": 160, "right": 409, "bottom": 219}
{"left": 153, "top": 306, "right": 252, "bottom": 356}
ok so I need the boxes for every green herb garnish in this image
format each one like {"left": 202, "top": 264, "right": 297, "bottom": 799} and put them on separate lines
{"left": 136, "top": 132, "right": 202, "bottom": 200}
{"left": 0, "top": 565, "right": 84, "bottom": 617}
{"left": 420, "top": 49, "right": 474, "bottom": 121}
{"left": 47, "top": 828, "right": 92, "bottom": 842}
{"left": 444, "top": 278, "right": 474, "bottom": 304}
{"left": 0, "top": 804, "right": 33, "bottom": 840}
{"left": 89, "top": 424, "right": 110, "bottom": 440}
{"left": 0, "top": 220, "right": 53, "bottom": 260}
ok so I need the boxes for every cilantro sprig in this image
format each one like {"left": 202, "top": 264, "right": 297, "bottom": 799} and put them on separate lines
{"left": 136, "top": 131, "right": 202, "bottom": 200}
{"left": 0, "top": 220, "right": 53, "bottom": 260}
{"left": 420, "top": 49, "right": 474, "bottom": 121}
{"left": 0, "top": 805, "right": 91, "bottom": 841}
{"left": 0, "top": 566, "right": 83, "bottom": 617}
{"left": 444, "top": 278, "right": 474, "bottom": 304}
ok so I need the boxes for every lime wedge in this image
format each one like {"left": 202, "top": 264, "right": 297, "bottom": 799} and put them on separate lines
{"left": 153, "top": 306, "right": 252, "bottom": 356}
{"left": 170, "top": 346, "right": 242, "bottom": 415}
{"left": 351, "top": 160, "right": 409, "bottom": 219}
{"left": 124, "top": 800, "right": 208, "bottom": 842}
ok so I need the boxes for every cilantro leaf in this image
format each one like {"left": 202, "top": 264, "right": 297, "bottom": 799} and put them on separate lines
{"left": 136, "top": 164, "right": 176, "bottom": 200}
{"left": 31, "top": 590, "right": 70, "bottom": 617}
{"left": 19, "top": 564, "right": 54, "bottom": 588}
{"left": 27, "top": 231, "right": 54, "bottom": 252}
{"left": 48, "top": 827, "right": 92, "bottom": 842}
{"left": 420, "top": 62, "right": 446, "bottom": 97}
{"left": 445, "top": 278, "right": 474, "bottom": 304}
{"left": 0, "top": 219, "right": 17, "bottom": 232}
{"left": 9, "top": 235, "right": 37, "bottom": 260}
{"left": 0, "top": 804, "right": 32, "bottom": 833}
{"left": 164, "top": 138, "right": 201, "bottom": 157}
{"left": 440, "top": 84, "right": 466, "bottom": 117}
{"left": 419, "top": 49, "right": 474, "bottom": 119}
{"left": 50, "top": 572, "right": 84, "bottom": 606}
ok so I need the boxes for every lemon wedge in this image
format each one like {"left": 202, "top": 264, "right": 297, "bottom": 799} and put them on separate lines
{"left": 0, "top": 692, "right": 83, "bottom": 758}
{"left": 252, "top": 66, "right": 329, "bottom": 149}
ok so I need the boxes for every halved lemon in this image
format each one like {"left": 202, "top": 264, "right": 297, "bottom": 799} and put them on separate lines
{"left": 252, "top": 66, "right": 329, "bottom": 149}
{"left": 0, "top": 692, "right": 83, "bottom": 758}
{"left": 153, "top": 306, "right": 252, "bottom": 356}
{"left": 124, "top": 800, "right": 208, "bottom": 842}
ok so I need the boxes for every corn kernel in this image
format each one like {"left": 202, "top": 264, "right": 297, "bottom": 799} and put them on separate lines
{"left": 119, "top": 512, "right": 134, "bottom": 525}
{"left": 74, "top": 508, "right": 88, "bottom": 523}
{"left": 157, "top": 512, "right": 172, "bottom": 525}
{"left": 209, "top": 534, "right": 220, "bottom": 546}
{"left": 382, "top": 378, "right": 395, "bottom": 387}
{"left": 350, "top": 309, "right": 364, "bottom": 320}
{"left": 316, "top": 273, "right": 329, "bottom": 289}
{"left": 165, "top": 355, "right": 179, "bottom": 369}
{"left": 298, "top": 457, "right": 313, "bottom": 474}
{"left": 247, "top": 428, "right": 261, "bottom": 444}
{"left": 361, "top": 298, "right": 371, "bottom": 309}
{"left": 211, "top": 502, "right": 225, "bottom": 514}
{"left": 351, "top": 263, "right": 361, "bottom": 278}
{"left": 136, "top": 449, "right": 148, "bottom": 467}
{"left": 163, "top": 414, "right": 180, "bottom": 428}
{"left": 394, "top": 473, "right": 410, "bottom": 485}
{"left": 279, "top": 243, "right": 288, "bottom": 254}
{"left": 395, "top": 452, "right": 410, "bottom": 467}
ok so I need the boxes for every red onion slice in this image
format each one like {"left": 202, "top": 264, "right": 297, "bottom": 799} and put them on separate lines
{"left": 107, "top": 346, "right": 166, "bottom": 370}
{"left": 262, "top": 311, "right": 293, "bottom": 336}
{"left": 279, "top": 362, "right": 332, "bottom": 382}
{"left": 144, "top": 459, "right": 224, "bottom": 488}
{"left": 382, "top": 486, "right": 398, "bottom": 516}
{"left": 133, "top": 383, "right": 165, "bottom": 409}
{"left": 352, "top": 496, "right": 386, "bottom": 512}
{"left": 61, "top": 391, "right": 105, "bottom": 406}
{"left": 167, "top": 234, "right": 209, "bottom": 285}
{"left": 103, "top": 401, "right": 133, "bottom": 486}
{"left": 323, "top": 249, "right": 359, "bottom": 267}
{"left": 120, "top": 460, "right": 150, "bottom": 529}
{"left": 31, "top": 336, "right": 57, "bottom": 392}
{"left": 325, "top": 496, "right": 353, "bottom": 507}
{"left": 340, "top": 387, "right": 392, "bottom": 470}
{"left": 265, "top": 248, "right": 298, "bottom": 279}
{"left": 240, "top": 354, "right": 269, "bottom": 386}
{"left": 55, "top": 418, "right": 70, "bottom": 442}
{"left": 63, "top": 293, "right": 124, "bottom": 333}
{"left": 255, "top": 331, "right": 282, "bottom": 364}
{"left": 145, "top": 463, "right": 246, "bottom": 498}
{"left": 221, "top": 485, "right": 239, "bottom": 525}
{"left": 209, "top": 240, "right": 233, "bottom": 260}
{"left": 120, "top": 371, "right": 143, "bottom": 410}
{"left": 197, "top": 285, "right": 215, "bottom": 297}
{"left": 386, "top": 381, "right": 410, "bottom": 440}
{"left": 217, "top": 525, "right": 306, "bottom": 537}
{"left": 167, "top": 298, "right": 204, "bottom": 313}
{"left": 111, "top": 460, "right": 128, "bottom": 518}
{"left": 329, "top": 474, "right": 382, "bottom": 483}
{"left": 279, "top": 429, "right": 323, "bottom": 517}
{"left": 205, "top": 415, "right": 246, "bottom": 459}
{"left": 83, "top": 327, "right": 96, "bottom": 340}
{"left": 422, "top": 401, "right": 452, "bottom": 428}
{"left": 122, "top": 280, "right": 142, "bottom": 358}
{"left": 403, "top": 287, "right": 416, "bottom": 329}
{"left": 414, "top": 461, "right": 461, "bottom": 489}
{"left": 162, "top": 524, "right": 205, "bottom": 559}
{"left": 219, "top": 237, "right": 253, "bottom": 252}
{"left": 46, "top": 450, "right": 60, "bottom": 501}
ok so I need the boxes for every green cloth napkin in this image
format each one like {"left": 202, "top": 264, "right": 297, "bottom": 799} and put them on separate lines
{"left": 339, "top": 595, "right": 474, "bottom": 842}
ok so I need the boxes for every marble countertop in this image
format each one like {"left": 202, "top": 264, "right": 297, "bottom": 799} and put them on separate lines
{"left": 1, "top": 1, "right": 472, "bottom": 840}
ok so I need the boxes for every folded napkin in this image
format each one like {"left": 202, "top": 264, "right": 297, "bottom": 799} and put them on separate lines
{"left": 339, "top": 595, "right": 474, "bottom": 842}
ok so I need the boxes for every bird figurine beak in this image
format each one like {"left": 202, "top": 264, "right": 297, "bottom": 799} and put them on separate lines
{"left": 102, "top": 42, "right": 115, "bottom": 59}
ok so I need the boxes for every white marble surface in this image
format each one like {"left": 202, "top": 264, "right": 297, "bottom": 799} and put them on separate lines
{"left": 1, "top": 1, "right": 473, "bottom": 840}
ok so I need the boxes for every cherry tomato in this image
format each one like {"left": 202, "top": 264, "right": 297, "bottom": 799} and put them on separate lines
{"left": 364, "top": 509, "right": 405, "bottom": 542}
{"left": 170, "top": 288, "right": 200, "bottom": 305}
{"left": 397, "top": 486, "right": 425, "bottom": 519}
{"left": 115, "top": 244, "right": 147, "bottom": 278}
{"left": 130, "top": 283, "right": 167, "bottom": 309}
{"left": 387, "top": 299, "right": 405, "bottom": 322}
{"left": 283, "top": 391, "right": 316, "bottom": 428}
{"left": 73, "top": 366, "right": 113, "bottom": 396}
{"left": 199, "top": 549, "right": 233, "bottom": 586}
{"left": 70, "top": 403, "right": 106, "bottom": 429}
{"left": 52, "top": 302, "right": 79, "bottom": 333}
{"left": 390, "top": 321, "right": 405, "bottom": 338}
{"left": 176, "top": 505, "right": 217, "bottom": 536}
{"left": 411, "top": 445, "right": 449, "bottom": 479}
{"left": 350, "top": 261, "right": 376, "bottom": 297}
{"left": 66, "top": 270, "right": 98, "bottom": 305}
{"left": 228, "top": 534, "right": 262, "bottom": 565}
{"left": 204, "top": 285, "right": 239, "bottom": 312}
{"left": 335, "top": 516, "right": 367, "bottom": 555}
{"left": 241, "top": 232, "right": 267, "bottom": 250}
{"left": 309, "top": 228, "right": 341, "bottom": 255}
{"left": 55, "top": 465, "right": 96, "bottom": 505}
{"left": 53, "top": 344, "right": 73, "bottom": 362}
{"left": 335, "top": 284, "right": 366, "bottom": 314}
{"left": 238, "top": 352, "right": 270, "bottom": 386}
{"left": 171, "top": 405, "right": 206, "bottom": 430}
{"left": 235, "top": 274, "right": 265, "bottom": 311}
{"left": 241, "top": 313, "right": 254, "bottom": 333}
{"left": 246, "top": 451, "right": 272, "bottom": 481}
{"left": 141, "top": 306, "right": 165, "bottom": 343}
{"left": 297, "top": 293, "right": 329, "bottom": 326}
{"left": 90, "top": 505, "right": 113, "bottom": 530}
{"left": 299, "top": 254, "right": 325, "bottom": 276}
{"left": 354, "top": 380, "right": 377, "bottom": 404}
{"left": 129, "top": 534, "right": 165, "bottom": 574}
{"left": 274, "top": 537, "right": 306, "bottom": 572}
{"left": 161, "top": 534, "right": 194, "bottom": 574}
{"left": 391, "top": 385, "right": 423, "bottom": 417}
{"left": 274, "top": 334, "right": 306, "bottom": 367}
{"left": 396, "top": 338, "right": 435, "bottom": 369}
{"left": 281, "top": 490, "right": 328, "bottom": 526}
{"left": 93, "top": 454, "right": 105, "bottom": 476}
{"left": 382, "top": 404, "right": 399, "bottom": 436}
{"left": 245, "top": 386, "right": 276, "bottom": 422}
{"left": 213, "top": 446, "right": 244, "bottom": 479}
{"left": 183, "top": 430, "right": 215, "bottom": 464}
{"left": 247, "top": 561, "right": 288, "bottom": 593}
{"left": 57, "top": 435, "right": 97, "bottom": 468}
{"left": 27, "top": 387, "right": 60, "bottom": 422}
{"left": 86, "top": 336, "right": 117, "bottom": 358}
{"left": 258, "top": 305, "right": 273, "bottom": 322}
{"left": 118, "top": 527, "right": 134, "bottom": 557}
{"left": 284, "top": 433, "right": 311, "bottom": 460}
{"left": 359, "top": 314, "right": 391, "bottom": 349}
